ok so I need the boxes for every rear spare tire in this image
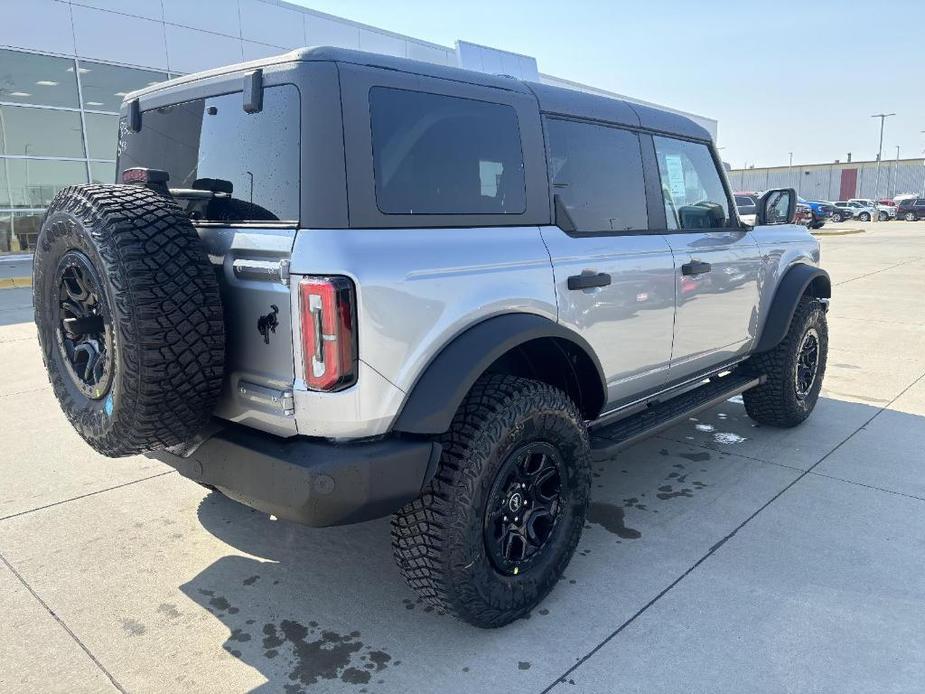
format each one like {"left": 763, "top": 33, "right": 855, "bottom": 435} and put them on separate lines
{"left": 33, "top": 184, "right": 224, "bottom": 457}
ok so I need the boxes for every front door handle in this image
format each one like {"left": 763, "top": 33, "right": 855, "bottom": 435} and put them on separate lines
{"left": 567, "top": 272, "right": 612, "bottom": 290}
{"left": 681, "top": 260, "right": 712, "bottom": 276}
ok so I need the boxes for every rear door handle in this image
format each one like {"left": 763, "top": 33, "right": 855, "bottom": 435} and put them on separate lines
{"left": 567, "top": 272, "right": 612, "bottom": 290}
{"left": 681, "top": 260, "right": 712, "bottom": 276}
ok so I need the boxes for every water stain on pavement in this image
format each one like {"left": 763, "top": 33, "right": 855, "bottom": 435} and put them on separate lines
{"left": 120, "top": 617, "right": 146, "bottom": 636}
{"left": 587, "top": 502, "right": 641, "bottom": 539}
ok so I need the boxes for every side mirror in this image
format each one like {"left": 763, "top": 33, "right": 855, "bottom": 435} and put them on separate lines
{"left": 757, "top": 188, "right": 797, "bottom": 225}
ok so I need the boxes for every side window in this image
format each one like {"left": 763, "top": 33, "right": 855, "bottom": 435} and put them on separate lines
{"left": 369, "top": 87, "right": 525, "bottom": 215}
{"left": 117, "top": 84, "right": 300, "bottom": 223}
{"left": 915, "top": 200, "right": 925, "bottom": 207}
{"left": 734, "top": 195, "right": 754, "bottom": 207}
{"left": 544, "top": 118, "right": 648, "bottom": 233}
{"left": 653, "top": 136, "right": 730, "bottom": 230}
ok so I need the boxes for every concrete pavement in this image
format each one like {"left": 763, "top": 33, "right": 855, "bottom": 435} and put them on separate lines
{"left": 1, "top": 221, "right": 923, "bottom": 693}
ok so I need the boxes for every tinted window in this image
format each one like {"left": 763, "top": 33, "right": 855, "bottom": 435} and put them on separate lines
{"left": 0, "top": 49, "right": 79, "bottom": 108}
{"left": 370, "top": 87, "right": 525, "bottom": 215}
{"left": 734, "top": 195, "right": 755, "bottom": 207}
{"left": 84, "top": 112, "right": 119, "bottom": 160}
{"left": 0, "top": 105, "right": 85, "bottom": 157}
{"left": 916, "top": 200, "right": 925, "bottom": 207}
{"left": 117, "top": 84, "right": 300, "bottom": 223}
{"left": 78, "top": 60, "right": 168, "bottom": 112}
{"left": 545, "top": 118, "right": 647, "bottom": 232}
{"left": 653, "top": 136, "right": 729, "bottom": 230}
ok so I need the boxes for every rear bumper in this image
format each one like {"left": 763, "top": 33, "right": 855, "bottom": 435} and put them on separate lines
{"left": 148, "top": 425, "right": 440, "bottom": 527}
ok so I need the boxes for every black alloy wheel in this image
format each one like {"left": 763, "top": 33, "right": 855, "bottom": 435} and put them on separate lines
{"left": 484, "top": 442, "right": 564, "bottom": 575}
{"left": 794, "top": 327, "right": 820, "bottom": 399}
{"left": 53, "top": 251, "right": 114, "bottom": 400}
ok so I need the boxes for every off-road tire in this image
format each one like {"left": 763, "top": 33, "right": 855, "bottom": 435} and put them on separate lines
{"left": 391, "top": 374, "right": 591, "bottom": 628}
{"left": 33, "top": 184, "right": 224, "bottom": 457}
{"left": 742, "top": 296, "right": 827, "bottom": 427}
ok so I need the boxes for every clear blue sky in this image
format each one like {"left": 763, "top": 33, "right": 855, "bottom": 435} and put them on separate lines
{"left": 292, "top": 0, "right": 923, "bottom": 169}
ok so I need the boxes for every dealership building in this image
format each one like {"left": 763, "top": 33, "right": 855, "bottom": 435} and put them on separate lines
{"left": 728, "top": 158, "right": 925, "bottom": 202}
{"left": 0, "top": 0, "right": 716, "bottom": 255}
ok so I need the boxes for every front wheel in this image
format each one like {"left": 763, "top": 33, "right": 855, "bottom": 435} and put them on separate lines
{"left": 859, "top": 212, "right": 871, "bottom": 221}
{"left": 878, "top": 211, "right": 889, "bottom": 221}
{"left": 831, "top": 213, "right": 844, "bottom": 223}
{"left": 906, "top": 212, "right": 916, "bottom": 221}
{"left": 742, "top": 297, "right": 828, "bottom": 428}
{"left": 391, "top": 374, "right": 591, "bottom": 628}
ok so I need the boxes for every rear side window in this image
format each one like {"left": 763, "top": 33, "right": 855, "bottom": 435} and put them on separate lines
{"left": 369, "top": 87, "right": 525, "bottom": 215}
{"left": 734, "top": 195, "right": 755, "bottom": 206}
{"left": 117, "top": 84, "right": 300, "bottom": 223}
{"left": 545, "top": 118, "right": 648, "bottom": 233}
{"left": 653, "top": 136, "right": 729, "bottom": 230}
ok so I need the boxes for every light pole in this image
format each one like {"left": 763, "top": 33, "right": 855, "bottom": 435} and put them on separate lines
{"left": 871, "top": 113, "right": 895, "bottom": 198}
{"left": 892, "top": 145, "right": 899, "bottom": 197}
{"left": 787, "top": 151, "right": 793, "bottom": 188}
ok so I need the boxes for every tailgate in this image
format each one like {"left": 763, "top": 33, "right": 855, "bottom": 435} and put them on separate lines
{"left": 200, "top": 226, "right": 298, "bottom": 437}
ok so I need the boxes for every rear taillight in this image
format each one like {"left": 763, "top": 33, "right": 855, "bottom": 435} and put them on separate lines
{"left": 299, "top": 276, "right": 357, "bottom": 391}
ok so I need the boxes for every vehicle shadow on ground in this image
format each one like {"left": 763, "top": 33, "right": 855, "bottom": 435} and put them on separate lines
{"left": 177, "top": 395, "right": 898, "bottom": 693}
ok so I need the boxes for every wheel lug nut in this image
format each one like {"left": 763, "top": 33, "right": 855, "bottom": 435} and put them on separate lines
{"left": 504, "top": 516, "right": 508, "bottom": 522}
{"left": 514, "top": 517, "right": 519, "bottom": 522}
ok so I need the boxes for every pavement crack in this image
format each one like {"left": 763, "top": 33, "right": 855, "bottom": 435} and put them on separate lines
{"left": 833, "top": 257, "right": 922, "bottom": 286}
{"left": 808, "top": 471, "right": 925, "bottom": 503}
{"left": 0, "top": 470, "right": 177, "bottom": 523}
{"left": 0, "top": 550, "right": 127, "bottom": 693}
{"left": 542, "top": 368, "right": 925, "bottom": 693}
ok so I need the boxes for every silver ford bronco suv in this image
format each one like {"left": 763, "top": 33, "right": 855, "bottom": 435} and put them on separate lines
{"left": 33, "top": 47, "right": 829, "bottom": 628}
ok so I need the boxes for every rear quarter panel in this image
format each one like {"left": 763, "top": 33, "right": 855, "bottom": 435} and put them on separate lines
{"left": 288, "top": 226, "right": 558, "bottom": 437}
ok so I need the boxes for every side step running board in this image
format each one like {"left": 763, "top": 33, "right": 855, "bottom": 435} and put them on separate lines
{"left": 590, "top": 373, "right": 763, "bottom": 461}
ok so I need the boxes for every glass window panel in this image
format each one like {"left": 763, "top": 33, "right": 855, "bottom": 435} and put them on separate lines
{"left": 545, "top": 118, "right": 648, "bottom": 232}
{"left": 0, "top": 212, "right": 11, "bottom": 253}
{"left": 84, "top": 112, "right": 119, "bottom": 160}
{"left": 91, "top": 161, "right": 116, "bottom": 185}
{"left": 78, "top": 60, "right": 168, "bottom": 112}
{"left": 0, "top": 105, "right": 85, "bottom": 157}
{"left": 369, "top": 88, "right": 526, "bottom": 215}
{"left": 0, "top": 158, "right": 9, "bottom": 207}
{"left": 0, "top": 49, "right": 79, "bottom": 108}
{"left": 5, "top": 158, "right": 87, "bottom": 208}
{"left": 653, "top": 136, "right": 730, "bottom": 230}
{"left": 11, "top": 210, "right": 44, "bottom": 252}
{"left": 118, "top": 85, "right": 300, "bottom": 222}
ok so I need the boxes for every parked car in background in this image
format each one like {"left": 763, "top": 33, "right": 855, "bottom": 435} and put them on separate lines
{"left": 734, "top": 192, "right": 758, "bottom": 225}
{"left": 878, "top": 198, "right": 896, "bottom": 208}
{"left": 798, "top": 198, "right": 834, "bottom": 229}
{"left": 795, "top": 202, "right": 813, "bottom": 226}
{"left": 849, "top": 198, "right": 894, "bottom": 221}
{"left": 896, "top": 198, "right": 925, "bottom": 221}
{"left": 832, "top": 201, "right": 859, "bottom": 223}
{"left": 835, "top": 200, "right": 876, "bottom": 222}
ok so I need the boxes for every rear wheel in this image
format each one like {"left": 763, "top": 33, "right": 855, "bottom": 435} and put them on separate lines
{"left": 742, "top": 297, "right": 828, "bottom": 428}
{"left": 906, "top": 212, "right": 916, "bottom": 221}
{"left": 859, "top": 212, "right": 871, "bottom": 221}
{"left": 391, "top": 374, "right": 591, "bottom": 628}
{"left": 878, "top": 211, "right": 889, "bottom": 221}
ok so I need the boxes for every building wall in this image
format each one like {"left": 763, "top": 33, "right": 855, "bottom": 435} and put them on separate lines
{"left": 728, "top": 159, "right": 925, "bottom": 201}
{"left": 0, "top": 0, "right": 718, "bottom": 254}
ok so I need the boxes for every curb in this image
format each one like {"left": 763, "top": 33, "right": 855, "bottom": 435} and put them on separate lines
{"left": 811, "top": 228, "right": 864, "bottom": 237}
{"left": 0, "top": 277, "right": 32, "bottom": 289}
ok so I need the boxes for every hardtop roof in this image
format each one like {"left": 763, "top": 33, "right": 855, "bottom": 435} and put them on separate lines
{"left": 125, "top": 46, "right": 711, "bottom": 142}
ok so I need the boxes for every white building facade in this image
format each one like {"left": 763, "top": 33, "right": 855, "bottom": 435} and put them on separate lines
{"left": 0, "top": 0, "right": 717, "bottom": 254}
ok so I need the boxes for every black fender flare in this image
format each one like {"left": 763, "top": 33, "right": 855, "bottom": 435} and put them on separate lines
{"left": 392, "top": 313, "right": 607, "bottom": 435}
{"left": 754, "top": 264, "right": 831, "bottom": 353}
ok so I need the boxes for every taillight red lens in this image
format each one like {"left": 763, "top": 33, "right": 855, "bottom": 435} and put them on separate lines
{"left": 299, "top": 276, "right": 357, "bottom": 391}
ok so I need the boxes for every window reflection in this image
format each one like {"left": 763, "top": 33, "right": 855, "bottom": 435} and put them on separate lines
{"left": 5, "top": 159, "right": 87, "bottom": 208}
{"left": 84, "top": 112, "right": 119, "bottom": 160}
{"left": 0, "top": 105, "right": 85, "bottom": 157}
{"left": 0, "top": 160, "right": 8, "bottom": 207}
{"left": 0, "top": 49, "right": 79, "bottom": 108}
{"left": 0, "top": 211, "right": 44, "bottom": 253}
{"left": 78, "top": 61, "right": 168, "bottom": 112}
{"left": 91, "top": 161, "right": 116, "bottom": 185}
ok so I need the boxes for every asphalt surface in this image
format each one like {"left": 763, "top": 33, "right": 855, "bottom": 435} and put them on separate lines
{"left": 2, "top": 220, "right": 924, "bottom": 693}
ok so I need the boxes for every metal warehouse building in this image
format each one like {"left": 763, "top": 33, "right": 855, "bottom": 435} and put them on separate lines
{"left": 0, "top": 0, "right": 716, "bottom": 255}
{"left": 728, "top": 158, "right": 925, "bottom": 202}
